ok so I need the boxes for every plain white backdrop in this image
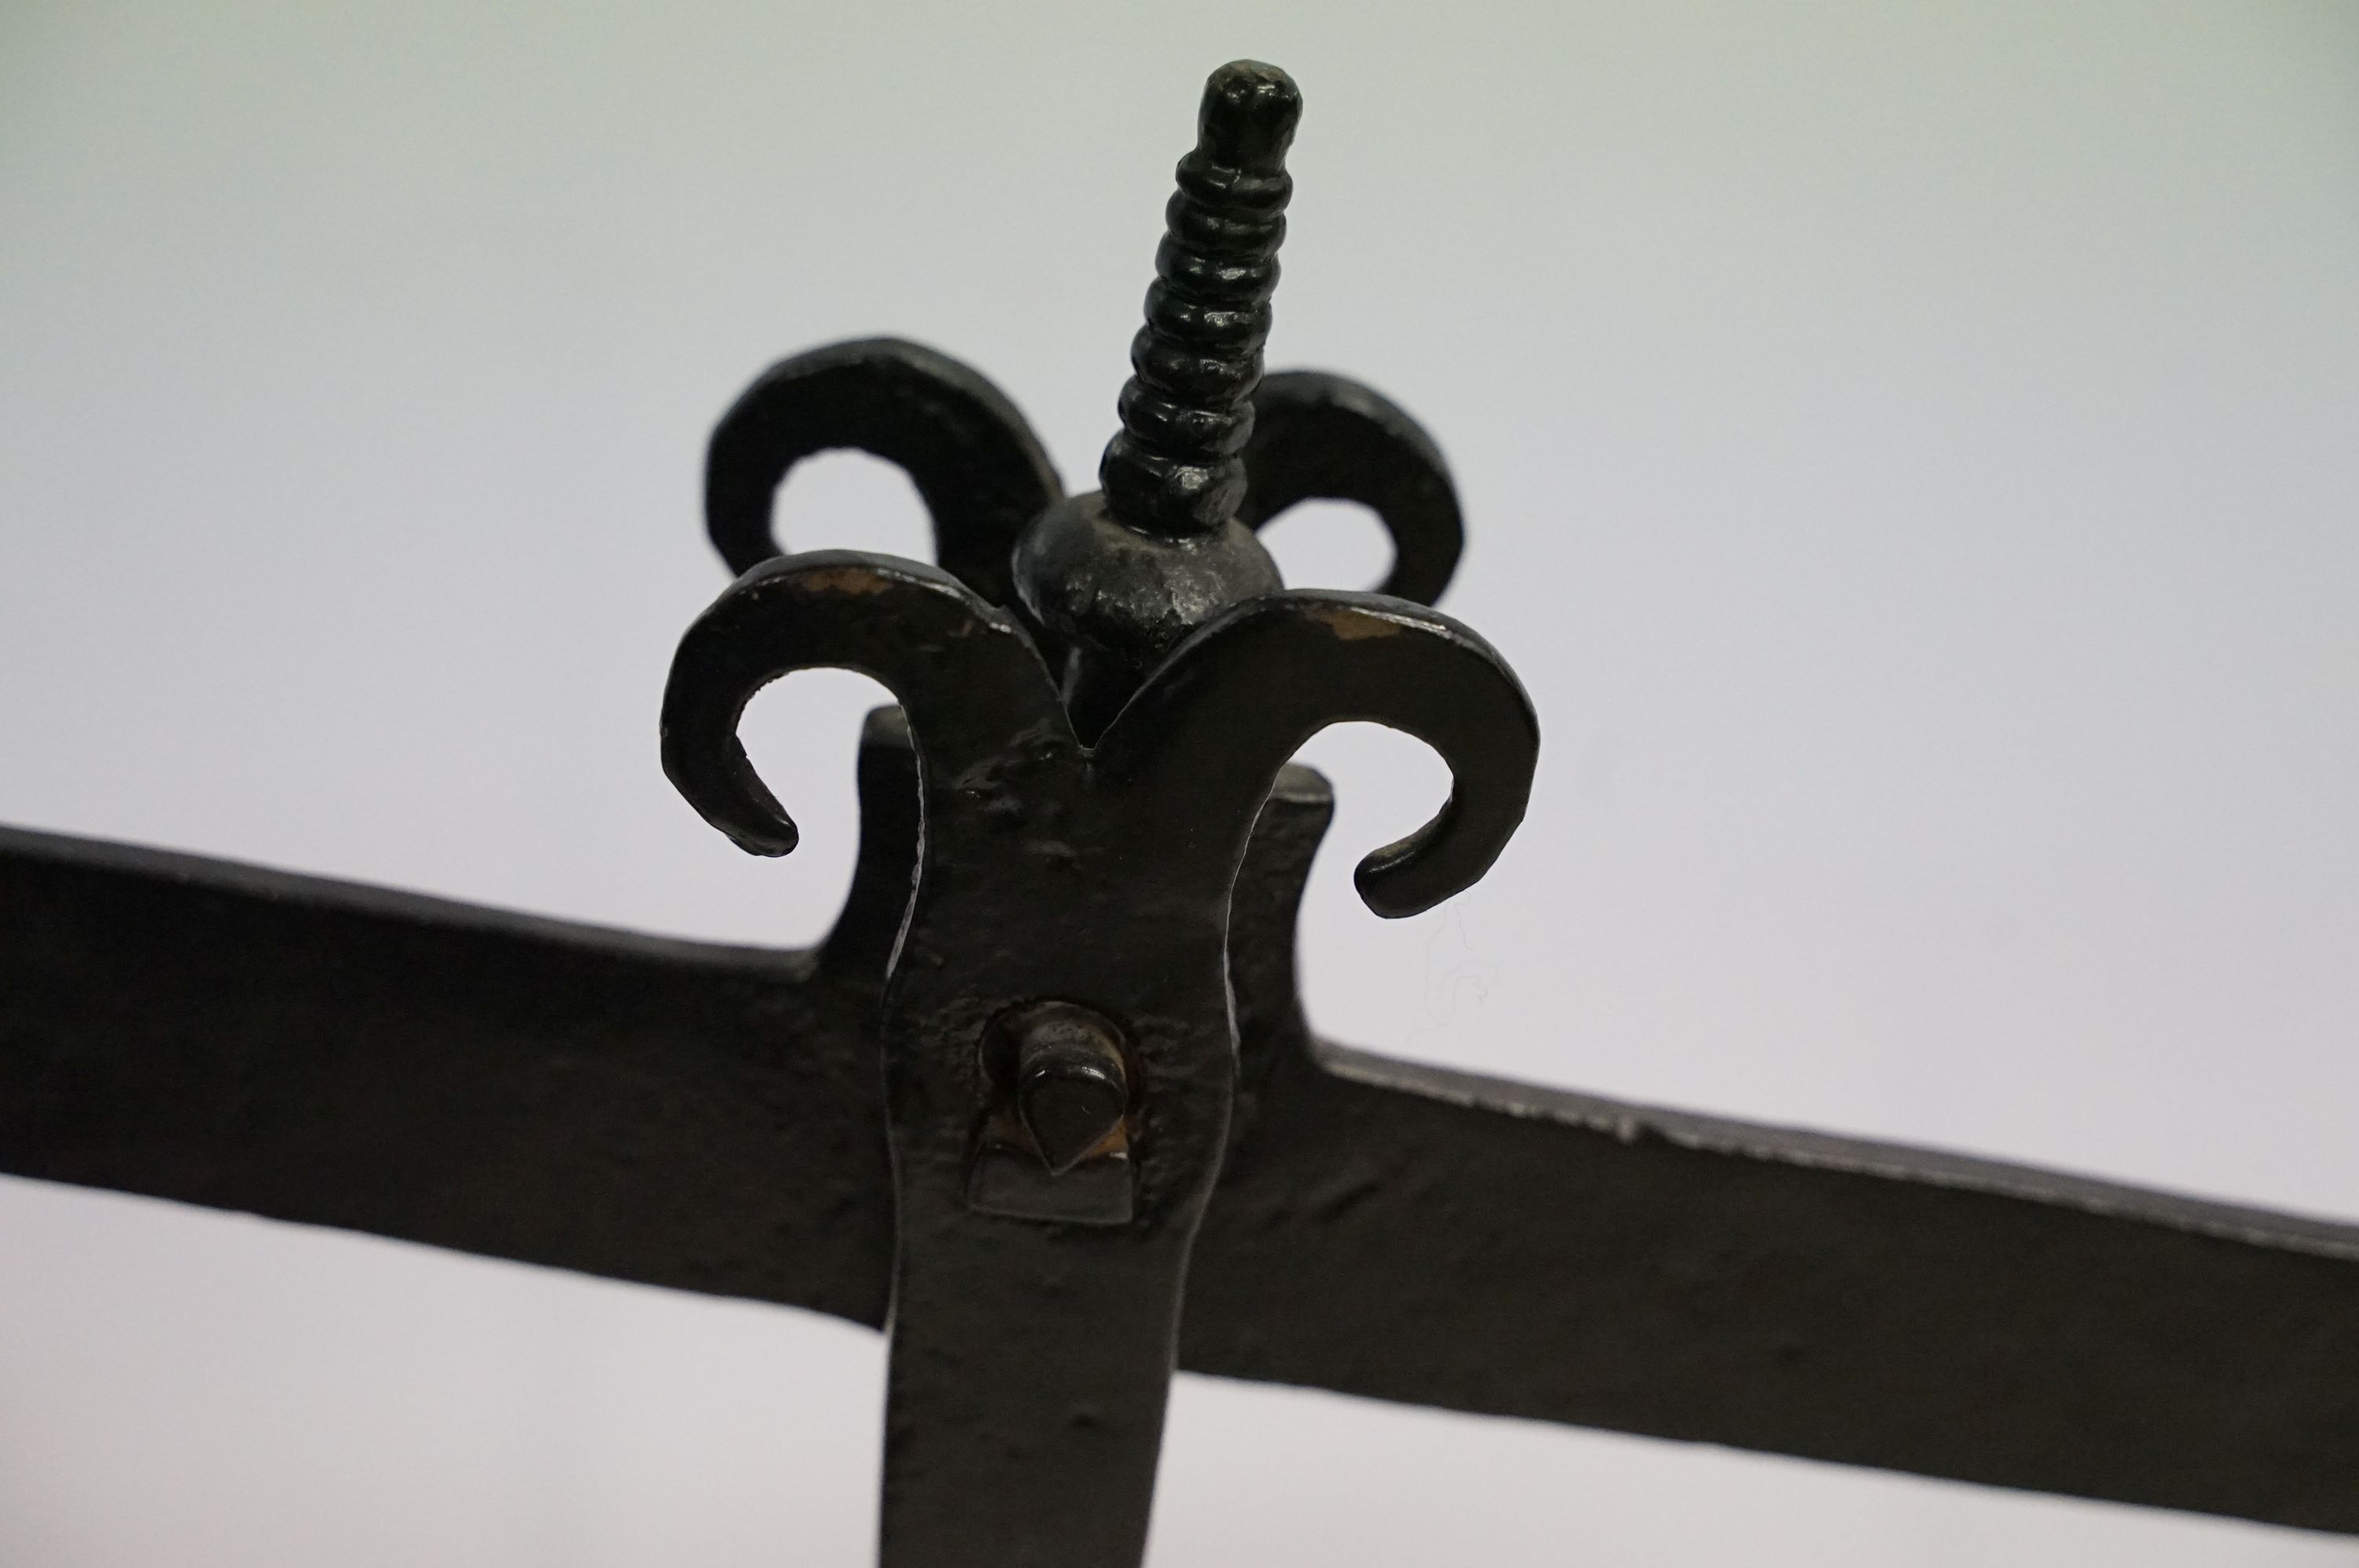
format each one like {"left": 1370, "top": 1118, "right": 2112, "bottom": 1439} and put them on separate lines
{"left": 3, "top": 2, "right": 2356, "bottom": 1563}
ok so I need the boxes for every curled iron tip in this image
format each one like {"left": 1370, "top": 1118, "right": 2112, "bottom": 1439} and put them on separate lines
{"left": 1198, "top": 60, "right": 1300, "bottom": 169}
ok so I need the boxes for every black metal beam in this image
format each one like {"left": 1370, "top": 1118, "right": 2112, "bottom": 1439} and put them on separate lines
{"left": 8, "top": 750, "right": 2356, "bottom": 1535}
{"left": 1188, "top": 1022, "right": 2359, "bottom": 1535}
{"left": 0, "top": 818, "right": 896, "bottom": 1327}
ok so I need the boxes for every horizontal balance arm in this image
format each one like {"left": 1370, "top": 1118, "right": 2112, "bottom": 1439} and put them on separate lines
{"left": 5, "top": 717, "right": 2354, "bottom": 1536}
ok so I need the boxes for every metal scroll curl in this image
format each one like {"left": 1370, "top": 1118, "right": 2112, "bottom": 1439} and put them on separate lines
{"left": 1239, "top": 370, "right": 1467, "bottom": 607}
{"left": 703, "top": 339, "right": 1063, "bottom": 605}
{"left": 1096, "top": 589, "right": 1537, "bottom": 917}
{"left": 659, "top": 549, "right": 1067, "bottom": 858}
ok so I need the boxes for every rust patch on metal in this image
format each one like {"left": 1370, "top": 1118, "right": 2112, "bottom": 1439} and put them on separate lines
{"left": 801, "top": 566, "right": 896, "bottom": 596}
{"left": 1310, "top": 604, "right": 1402, "bottom": 641}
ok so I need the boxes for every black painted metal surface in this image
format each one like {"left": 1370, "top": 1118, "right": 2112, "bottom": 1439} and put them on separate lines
{"left": 0, "top": 713, "right": 1312, "bottom": 1339}
{"left": 656, "top": 60, "right": 1543, "bottom": 1564}
{"left": 1191, "top": 1034, "right": 2359, "bottom": 1534}
{"left": 0, "top": 819, "right": 897, "bottom": 1328}
{"left": 2, "top": 49, "right": 2355, "bottom": 1567}
{"left": 7, "top": 769, "right": 2358, "bottom": 1536}
{"left": 656, "top": 557, "right": 1533, "bottom": 1566}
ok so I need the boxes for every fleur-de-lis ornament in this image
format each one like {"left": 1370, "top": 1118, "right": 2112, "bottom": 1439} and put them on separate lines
{"left": 662, "top": 61, "right": 1537, "bottom": 1568}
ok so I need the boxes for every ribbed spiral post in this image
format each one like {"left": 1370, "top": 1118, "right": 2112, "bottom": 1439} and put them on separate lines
{"left": 1011, "top": 61, "right": 1299, "bottom": 739}
{"left": 1099, "top": 60, "right": 1301, "bottom": 539}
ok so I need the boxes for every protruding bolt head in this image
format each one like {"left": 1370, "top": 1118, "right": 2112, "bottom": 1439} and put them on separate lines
{"left": 1007, "top": 1001, "right": 1131, "bottom": 1175}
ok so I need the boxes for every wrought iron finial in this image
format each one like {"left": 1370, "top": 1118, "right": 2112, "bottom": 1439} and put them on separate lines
{"left": 1011, "top": 60, "right": 1303, "bottom": 737}
{"left": 656, "top": 57, "right": 1542, "bottom": 1567}
{"left": 699, "top": 62, "right": 1469, "bottom": 671}
{"left": 1098, "top": 58, "right": 1299, "bottom": 538}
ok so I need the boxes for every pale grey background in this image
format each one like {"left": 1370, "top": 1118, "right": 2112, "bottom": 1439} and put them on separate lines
{"left": 2, "top": 2, "right": 2356, "bottom": 1563}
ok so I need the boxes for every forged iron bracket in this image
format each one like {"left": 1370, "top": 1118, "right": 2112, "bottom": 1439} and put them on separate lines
{"left": 663, "top": 61, "right": 1538, "bottom": 1566}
